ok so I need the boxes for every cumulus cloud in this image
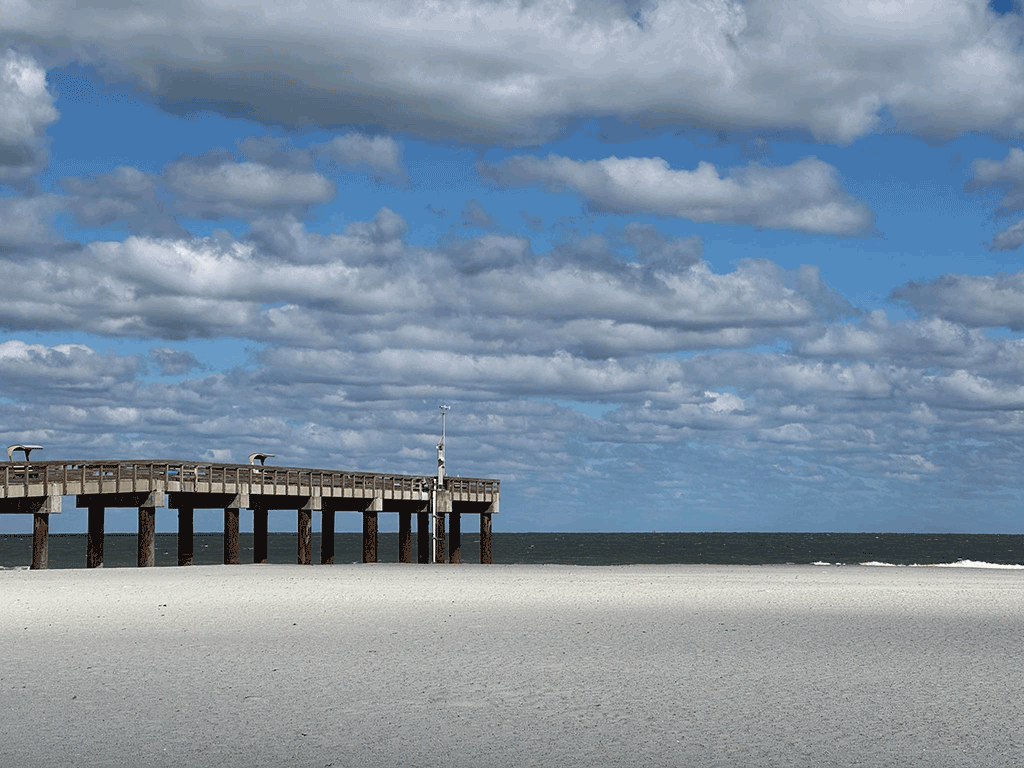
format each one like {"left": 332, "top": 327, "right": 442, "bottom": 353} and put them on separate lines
{"left": 966, "top": 148, "right": 1024, "bottom": 250}
{"left": 0, "top": 206, "right": 851, "bottom": 355}
{"left": 316, "top": 133, "right": 407, "bottom": 183}
{"left": 478, "top": 154, "right": 876, "bottom": 236}
{"left": 62, "top": 166, "right": 186, "bottom": 237}
{"left": 792, "top": 311, "right": 1002, "bottom": 368}
{"left": 9, "top": 1, "right": 1024, "bottom": 144}
{"left": 61, "top": 143, "right": 346, "bottom": 232}
{"left": 890, "top": 271, "right": 1024, "bottom": 330}
{"left": 988, "top": 218, "right": 1024, "bottom": 251}
{"left": 148, "top": 347, "right": 209, "bottom": 376}
{"left": 165, "top": 155, "right": 336, "bottom": 219}
{"left": 0, "top": 340, "right": 139, "bottom": 397}
{"left": 621, "top": 222, "right": 702, "bottom": 270}
{"left": 966, "top": 147, "right": 1024, "bottom": 214}
{"left": 0, "top": 195, "right": 62, "bottom": 251}
{"left": 0, "top": 50, "right": 58, "bottom": 186}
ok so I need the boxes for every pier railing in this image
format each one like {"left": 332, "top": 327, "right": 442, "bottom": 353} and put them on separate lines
{"left": 0, "top": 460, "right": 498, "bottom": 501}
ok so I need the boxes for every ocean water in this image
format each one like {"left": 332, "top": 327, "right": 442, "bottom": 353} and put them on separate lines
{"left": 2, "top": 531, "right": 1023, "bottom": 569}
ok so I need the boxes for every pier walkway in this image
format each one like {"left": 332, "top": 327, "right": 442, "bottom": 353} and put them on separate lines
{"left": 0, "top": 458, "right": 499, "bottom": 569}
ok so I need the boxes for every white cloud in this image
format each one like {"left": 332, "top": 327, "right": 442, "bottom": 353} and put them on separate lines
{"left": 793, "top": 312, "right": 1000, "bottom": 369}
{"left": 890, "top": 271, "right": 1024, "bottom": 330}
{"left": 165, "top": 159, "right": 336, "bottom": 218}
{"left": 0, "top": 50, "right": 57, "bottom": 185}
{"left": 987, "top": 218, "right": 1024, "bottom": 252}
{"left": 966, "top": 147, "right": 1024, "bottom": 250}
{"left": 8, "top": 2, "right": 1023, "bottom": 144}
{"left": 0, "top": 340, "right": 138, "bottom": 395}
{"left": 0, "top": 200, "right": 856, "bottom": 381}
{"left": 0, "top": 194, "right": 62, "bottom": 250}
{"left": 966, "top": 147, "right": 1024, "bottom": 214}
{"left": 478, "top": 154, "right": 876, "bottom": 236}
{"left": 148, "top": 347, "right": 208, "bottom": 376}
{"left": 316, "top": 133, "right": 407, "bottom": 182}
{"left": 62, "top": 166, "right": 185, "bottom": 237}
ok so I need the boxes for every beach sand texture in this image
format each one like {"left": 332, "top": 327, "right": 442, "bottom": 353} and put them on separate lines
{"left": 2, "top": 564, "right": 1022, "bottom": 768}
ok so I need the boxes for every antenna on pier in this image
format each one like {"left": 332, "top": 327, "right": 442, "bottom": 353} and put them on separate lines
{"left": 437, "top": 404, "right": 450, "bottom": 484}
{"left": 432, "top": 404, "right": 451, "bottom": 565}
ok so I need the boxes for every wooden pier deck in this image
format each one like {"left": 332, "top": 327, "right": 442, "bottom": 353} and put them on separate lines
{"left": 0, "top": 459, "right": 499, "bottom": 569}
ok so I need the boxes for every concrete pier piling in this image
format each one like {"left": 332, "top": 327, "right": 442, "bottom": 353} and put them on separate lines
{"left": 480, "top": 512, "right": 493, "bottom": 565}
{"left": 321, "top": 510, "right": 335, "bottom": 565}
{"left": 253, "top": 508, "right": 268, "bottom": 564}
{"left": 87, "top": 504, "right": 104, "bottom": 568}
{"left": 417, "top": 511, "right": 430, "bottom": 564}
{"left": 362, "top": 508, "right": 378, "bottom": 563}
{"left": 138, "top": 506, "right": 156, "bottom": 567}
{"left": 224, "top": 507, "right": 240, "bottom": 565}
{"left": 449, "top": 512, "right": 461, "bottom": 564}
{"left": 298, "top": 508, "right": 312, "bottom": 565}
{"left": 32, "top": 511, "right": 49, "bottom": 570}
{"left": 398, "top": 511, "right": 412, "bottom": 563}
{"left": 2, "top": 458, "right": 499, "bottom": 568}
{"left": 177, "top": 507, "right": 194, "bottom": 566}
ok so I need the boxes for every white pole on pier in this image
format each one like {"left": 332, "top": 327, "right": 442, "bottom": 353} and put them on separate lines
{"left": 432, "top": 404, "right": 450, "bottom": 564}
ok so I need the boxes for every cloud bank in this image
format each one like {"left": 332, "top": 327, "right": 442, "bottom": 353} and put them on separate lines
{"left": 3, "top": 0, "right": 1022, "bottom": 144}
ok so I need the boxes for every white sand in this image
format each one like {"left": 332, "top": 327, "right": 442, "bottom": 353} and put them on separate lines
{"left": 2, "top": 564, "right": 1022, "bottom": 768}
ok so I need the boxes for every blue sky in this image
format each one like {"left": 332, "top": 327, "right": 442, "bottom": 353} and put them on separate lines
{"left": 4, "top": 0, "right": 1024, "bottom": 534}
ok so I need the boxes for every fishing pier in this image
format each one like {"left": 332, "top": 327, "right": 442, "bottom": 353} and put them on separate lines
{"left": 0, "top": 450, "right": 499, "bottom": 570}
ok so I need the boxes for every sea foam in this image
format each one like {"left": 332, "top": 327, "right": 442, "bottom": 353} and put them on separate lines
{"left": 859, "top": 559, "right": 1024, "bottom": 569}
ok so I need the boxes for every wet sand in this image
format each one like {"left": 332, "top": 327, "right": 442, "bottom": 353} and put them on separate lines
{"left": 2, "top": 564, "right": 1022, "bottom": 767}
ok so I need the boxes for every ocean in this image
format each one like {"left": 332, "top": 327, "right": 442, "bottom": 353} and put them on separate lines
{"left": 2, "top": 531, "right": 1024, "bottom": 569}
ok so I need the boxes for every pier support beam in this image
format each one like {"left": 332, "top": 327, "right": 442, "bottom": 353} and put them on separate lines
{"left": 480, "top": 512, "right": 493, "bottom": 565}
{"left": 434, "top": 513, "right": 446, "bottom": 564}
{"left": 32, "top": 513, "right": 49, "bottom": 570}
{"left": 360, "top": 507, "right": 376, "bottom": 569}
{"left": 137, "top": 506, "right": 156, "bottom": 567}
{"left": 21, "top": 495, "right": 61, "bottom": 571}
{"left": 434, "top": 489, "right": 451, "bottom": 564}
{"left": 298, "top": 508, "right": 312, "bottom": 565}
{"left": 417, "top": 511, "right": 430, "bottom": 564}
{"left": 253, "top": 508, "right": 268, "bottom": 564}
{"left": 448, "top": 512, "right": 461, "bottom": 564}
{"left": 398, "top": 511, "right": 412, "bottom": 563}
{"left": 177, "top": 507, "right": 194, "bottom": 566}
{"left": 223, "top": 508, "right": 240, "bottom": 565}
{"left": 87, "top": 505, "right": 104, "bottom": 568}
{"left": 321, "top": 510, "right": 335, "bottom": 564}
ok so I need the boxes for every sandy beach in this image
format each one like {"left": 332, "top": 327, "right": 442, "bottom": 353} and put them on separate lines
{"left": 2, "top": 563, "right": 1022, "bottom": 767}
